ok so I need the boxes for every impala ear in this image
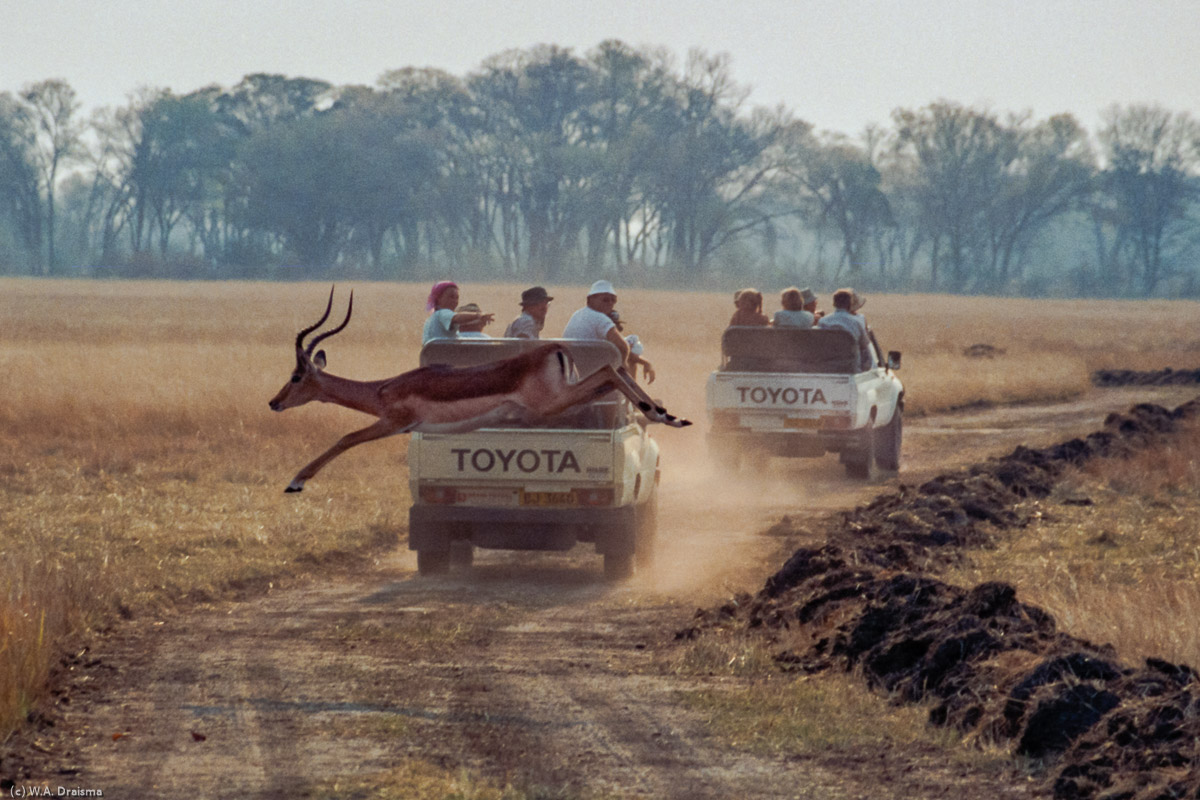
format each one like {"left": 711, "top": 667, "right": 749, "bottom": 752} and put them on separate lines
{"left": 313, "top": 350, "right": 327, "bottom": 369}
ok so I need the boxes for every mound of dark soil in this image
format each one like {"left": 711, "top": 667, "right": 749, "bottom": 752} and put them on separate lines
{"left": 683, "top": 396, "right": 1200, "bottom": 800}
{"left": 1092, "top": 368, "right": 1200, "bottom": 387}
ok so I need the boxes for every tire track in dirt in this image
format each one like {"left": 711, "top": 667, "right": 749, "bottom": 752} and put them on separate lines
{"left": 69, "top": 562, "right": 856, "bottom": 799}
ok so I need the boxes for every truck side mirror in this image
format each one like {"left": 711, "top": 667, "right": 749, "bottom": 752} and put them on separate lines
{"left": 887, "top": 351, "right": 902, "bottom": 370}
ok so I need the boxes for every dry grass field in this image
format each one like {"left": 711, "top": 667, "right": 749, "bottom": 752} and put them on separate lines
{"left": 3, "top": 278, "right": 1200, "bottom": 742}
{"left": 946, "top": 421, "right": 1200, "bottom": 668}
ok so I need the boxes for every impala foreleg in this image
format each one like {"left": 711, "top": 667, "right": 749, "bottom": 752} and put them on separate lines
{"left": 285, "top": 417, "right": 412, "bottom": 492}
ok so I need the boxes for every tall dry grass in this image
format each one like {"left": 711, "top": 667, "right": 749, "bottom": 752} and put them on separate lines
{"left": 2, "top": 278, "right": 1199, "bottom": 738}
{"left": 946, "top": 422, "right": 1200, "bottom": 667}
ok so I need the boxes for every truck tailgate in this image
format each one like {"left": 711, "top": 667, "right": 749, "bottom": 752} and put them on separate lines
{"left": 708, "top": 372, "right": 853, "bottom": 429}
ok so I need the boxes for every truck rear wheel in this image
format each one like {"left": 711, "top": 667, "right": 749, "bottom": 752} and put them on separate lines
{"left": 604, "top": 551, "right": 634, "bottom": 582}
{"left": 843, "top": 421, "right": 876, "bottom": 480}
{"left": 635, "top": 496, "right": 658, "bottom": 571}
{"left": 875, "top": 408, "right": 902, "bottom": 472}
{"left": 417, "top": 549, "right": 450, "bottom": 576}
{"left": 449, "top": 541, "right": 475, "bottom": 568}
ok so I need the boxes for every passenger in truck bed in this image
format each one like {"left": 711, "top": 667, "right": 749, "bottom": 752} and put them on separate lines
{"left": 816, "top": 288, "right": 872, "bottom": 371}
{"left": 728, "top": 288, "right": 769, "bottom": 327}
{"left": 772, "top": 286, "right": 816, "bottom": 328}
{"left": 504, "top": 285, "right": 553, "bottom": 339}
{"left": 802, "top": 287, "right": 824, "bottom": 322}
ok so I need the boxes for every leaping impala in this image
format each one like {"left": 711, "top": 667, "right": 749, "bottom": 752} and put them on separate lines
{"left": 270, "top": 288, "right": 691, "bottom": 492}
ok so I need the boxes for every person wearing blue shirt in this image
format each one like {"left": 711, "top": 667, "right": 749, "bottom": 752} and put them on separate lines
{"left": 817, "top": 288, "right": 872, "bottom": 371}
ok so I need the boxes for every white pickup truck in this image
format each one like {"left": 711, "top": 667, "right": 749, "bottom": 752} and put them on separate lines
{"left": 706, "top": 327, "right": 903, "bottom": 478}
{"left": 407, "top": 338, "right": 660, "bottom": 580}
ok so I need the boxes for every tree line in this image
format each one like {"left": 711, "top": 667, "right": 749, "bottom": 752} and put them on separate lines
{"left": 2, "top": 41, "right": 1198, "bottom": 296}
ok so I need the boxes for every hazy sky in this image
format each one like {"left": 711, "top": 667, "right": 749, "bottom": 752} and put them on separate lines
{"left": 4, "top": 0, "right": 1199, "bottom": 136}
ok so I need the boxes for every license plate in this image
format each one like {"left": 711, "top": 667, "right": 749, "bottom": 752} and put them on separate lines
{"left": 784, "top": 417, "right": 820, "bottom": 429}
{"left": 519, "top": 490, "right": 577, "bottom": 507}
{"left": 456, "top": 488, "right": 519, "bottom": 506}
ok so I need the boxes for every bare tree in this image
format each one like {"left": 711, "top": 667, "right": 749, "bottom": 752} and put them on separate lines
{"left": 1097, "top": 104, "right": 1200, "bottom": 294}
{"left": 892, "top": 101, "right": 1016, "bottom": 290}
{"left": 20, "top": 79, "right": 85, "bottom": 273}
{"left": 0, "top": 92, "right": 43, "bottom": 272}
{"left": 784, "top": 129, "right": 893, "bottom": 280}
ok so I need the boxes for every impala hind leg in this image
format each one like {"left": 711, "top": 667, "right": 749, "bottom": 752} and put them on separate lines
{"left": 534, "top": 367, "right": 691, "bottom": 428}
{"left": 611, "top": 366, "right": 689, "bottom": 425}
{"left": 285, "top": 417, "right": 413, "bottom": 492}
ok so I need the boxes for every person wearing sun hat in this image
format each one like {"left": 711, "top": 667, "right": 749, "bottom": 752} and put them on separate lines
{"left": 504, "top": 286, "right": 554, "bottom": 339}
{"left": 562, "top": 279, "right": 630, "bottom": 366}
{"left": 456, "top": 303, "right": 493, "bottom": 338}
{"left": 801, "top": 287, "right": 825, "bottom": 321}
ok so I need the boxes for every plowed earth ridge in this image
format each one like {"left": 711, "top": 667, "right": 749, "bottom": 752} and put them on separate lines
{"left": 686, "top": 387, "right": 1200, "bottom": 800}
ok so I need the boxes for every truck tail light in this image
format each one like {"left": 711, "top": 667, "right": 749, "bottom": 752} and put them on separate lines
{"left": 420, "top": 485, "right": 458, "bottom": 505}
{"left": 711, "top": 410, "right": 740, "bottom": 428}
{"left": 574, "top": 488, "right": 614, "bottom": 507}
{"left": 821, "top": 415, "right": 853, "bottom": 430}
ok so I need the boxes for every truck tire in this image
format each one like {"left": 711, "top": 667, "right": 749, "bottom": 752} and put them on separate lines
{"left": 843, "top": 421, "right": 876, "bottom": 480}
{"left": 875, "top": 408, "right": 902, "bottom": 472}
{"left": 417, "top": 549, "right": 450, "bottom": 576}
{"left": 604, "top": 551, "right": 634, "bottom": 582}
{"left": 449, "top": 541, "right": 475, "bottom": 568}
{"left": 635, "top": 496, "right": 658, "bottom": 571}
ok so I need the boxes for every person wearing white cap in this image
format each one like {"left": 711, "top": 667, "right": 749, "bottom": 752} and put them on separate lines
{"left": 562, "top": 279, "right": 630, "bottom": 366}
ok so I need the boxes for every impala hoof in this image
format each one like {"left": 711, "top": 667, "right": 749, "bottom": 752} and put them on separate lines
{"left": 284, "top": 484, "right": 304, "bottom": 493}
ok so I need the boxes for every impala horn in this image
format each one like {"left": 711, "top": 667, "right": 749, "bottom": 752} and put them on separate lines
{"left": 296, "top": 286, "right": 335, "bottom": 365}
{"left": 304, "top": 289, "right": 354, "bottom": 360}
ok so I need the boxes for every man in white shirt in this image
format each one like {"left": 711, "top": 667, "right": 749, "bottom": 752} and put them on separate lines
{"left": 562, "top": 280, "right": 630, "bottom": 365}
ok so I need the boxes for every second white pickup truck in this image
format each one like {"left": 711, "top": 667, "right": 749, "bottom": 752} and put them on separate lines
{"left": 706, "top": 326, "right": 904, "bottom": 478}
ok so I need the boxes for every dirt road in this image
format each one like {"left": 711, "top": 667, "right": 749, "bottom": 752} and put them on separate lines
{"left": 22, "top": 387, "right": 1198, "bottom": 799}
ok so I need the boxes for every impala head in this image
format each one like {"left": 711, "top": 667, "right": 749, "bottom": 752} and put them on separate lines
{"left": 269, "top": 287, "right": 353, "bottom": 412}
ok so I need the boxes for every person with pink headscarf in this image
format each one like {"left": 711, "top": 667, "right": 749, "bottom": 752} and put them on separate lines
{"left": 422, "top": 281, "right": 494, "bottom": 343}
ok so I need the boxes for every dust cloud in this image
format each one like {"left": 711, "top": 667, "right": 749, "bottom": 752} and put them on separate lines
{"left": 634, "top": 432, "right": 836, "bottom": 604}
